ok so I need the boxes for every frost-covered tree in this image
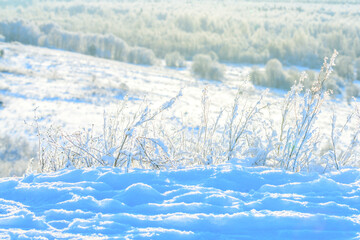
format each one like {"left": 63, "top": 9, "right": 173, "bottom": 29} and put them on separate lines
{"left": 334, "top": 56, "right": 354, "bottom": 82}
{"left": 176, "top": 14, "right": 198, "bottom": 32}
{"left": 265, "top": 59, "right": 291, "bottom": 89}
{"left": 0, "top": 20, "right": 43, "bottom": 45}
{"left": 191, "top": 54, "right": 225, "bottom": 81}
{"left": 127, "top": 47, "right": 157, "bottom": 65}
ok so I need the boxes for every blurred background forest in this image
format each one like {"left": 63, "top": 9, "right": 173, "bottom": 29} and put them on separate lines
{"left": 0, "top": 0, "right": 359, "bottom": 69}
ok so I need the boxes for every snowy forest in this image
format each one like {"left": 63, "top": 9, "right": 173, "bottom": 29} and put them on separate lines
{"left": 1, "top": 0, "right": 360, "bottom": 67}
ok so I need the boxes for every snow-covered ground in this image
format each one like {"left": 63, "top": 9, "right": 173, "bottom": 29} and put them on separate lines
{"left": 0, "top": 42, "right": 265, "bottom": 176}
{"left": 0, "top": 42, "right": 353, "bottom": 147}
{"left": 1, "top": 42, "right": 360, "bottom": 239}
{"left": 1, "top": 164, "right": 360, "bottom": 239}
{"left": 0, "top": 42, "right": 257, "bottom": 138}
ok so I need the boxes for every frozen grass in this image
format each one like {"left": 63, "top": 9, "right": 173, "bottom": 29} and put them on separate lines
{"left": 30, "top": 50, "right": 360, "bottom": 174}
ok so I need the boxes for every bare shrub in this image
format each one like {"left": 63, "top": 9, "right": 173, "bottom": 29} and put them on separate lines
{"left": 34, "top": 81, "right": 269, "bottom": 173}
{"left": 265, "top": 59, "right": 292, "bottom": 90}
{"left": 35, "top": 93, "right": 182, "bottom": 173}
{"left": 249, "top": 66, "right": 266, "bottom": 86}
{"left": 192, "top": 54, "right": 225, "bottom": 81}
{"left": 165, "top": 51, "right": 186, "bottom": 68}
{"left": 127, "top": 47, "right": 157, "bottom": 65}
{"left": 250, "top": 59, "right": 293, "bottom": 90}
{"left": 268, "top": 51, "right": 338, "bottom": 171}
{"left": 0, "top": 20, "right": 43, "bottom": 45}
{"left": 302, "top": 70, "right": 342, "bottom": 95}
{"left": 83, "top": 34, "right": 129, "bottom": 61}
{"left": 334, "top": 56, "right": 354, "bottom": 82}
{"left": 322, "top": 108, "right": 360, "bottom": 171}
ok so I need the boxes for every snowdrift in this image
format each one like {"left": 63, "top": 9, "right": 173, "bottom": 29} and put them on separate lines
{"left": 0, "top": 164, "right": 359, "bottom": 239}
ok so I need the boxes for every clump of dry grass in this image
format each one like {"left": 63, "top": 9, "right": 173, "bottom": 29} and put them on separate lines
{"left": 30, "top": 51, "right": 360, "bottom": 174}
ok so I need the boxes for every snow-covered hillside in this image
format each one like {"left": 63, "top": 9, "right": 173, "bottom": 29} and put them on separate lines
{"left": 0, "top": 42, "right": 257, "bottom": 142}
{"left": 1, "top": 164, "right": 360, "bottom": 239}
{"left": 1, "top": 43, "right": 360, "bottom": 239}
{"left": 0, "top": 41, "right": 256, "bottom": 176}
{"left": 0, "top": 42, "right": 357, "bottom": 176}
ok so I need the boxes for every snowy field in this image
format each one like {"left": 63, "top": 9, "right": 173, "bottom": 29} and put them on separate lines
{"left": 1, "top": 42, "right": 360, "bottom": 239}
{"left": 0, "top": 41, "right": 266, "bottom": 176}
{"left": 1, "top": 164, "right": 360, "bottom": 239}
{"left": 0, "top": 42, "right": 256, "bottom": 140}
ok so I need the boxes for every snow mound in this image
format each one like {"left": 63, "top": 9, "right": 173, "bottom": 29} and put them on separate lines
{"left": 0, "top": 164, "right": 360, "bottom": 239}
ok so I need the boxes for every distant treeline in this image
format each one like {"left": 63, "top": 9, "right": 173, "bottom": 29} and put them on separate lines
{"left": 0, "top": 20, "right": 157, "bottom": 65}
{"left": 245, "top": 0, "right": 360, "bottom": 3}
{"left": 0, "top": 0, "right": 360, "bottom": 68}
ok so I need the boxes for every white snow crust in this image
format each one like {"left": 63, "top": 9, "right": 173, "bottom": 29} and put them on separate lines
{"left": 1, "top": 164, "right": 360, "bottom": 239}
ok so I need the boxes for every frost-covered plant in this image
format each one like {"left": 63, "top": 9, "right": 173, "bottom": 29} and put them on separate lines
{"left": 162, "top": 84, "right": 267, "bottom": 167}
{"left": 322, "top": 108, "right": 360, "bottom": 171}
{"left": 35, "top": 93, "right": 181, "bottom": 173}
{"left": 334, "top": 55, "right": 354, "bottom": 82}
{"left": 176, "top": 88, "right": 225, "bottom": 165}
{"left": 225, "top": 87, "right": 266, "bottom": 161}
{"left": 268, "top": 50, "right": 338, "bottom": 172}
{"left": 0, "top": 20, "right": 43, "bottom": 45}
{"left": 192, "top": 54, "right": 225, "bottom": 81}
{"left": 250, "top": 59, "right": 294, "bottom": 90}
{"left": 34, "top": 82, "right": 269, "bottom": 173}
{"left": 127, "top": 47, "right": 157, "bottom": 65}
{"left": 35, "top": 51, "right": 360, "bottom": 174}
{"left": 265, "top": 59, "right": 289, "bottom": 89}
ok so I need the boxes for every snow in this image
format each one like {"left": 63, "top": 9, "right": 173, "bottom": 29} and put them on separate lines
{"left": 0, "top": 164, "right": 359, "bottom": 239}
{"left": 1, "top": 42, "right": 360, "bottom": 238}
